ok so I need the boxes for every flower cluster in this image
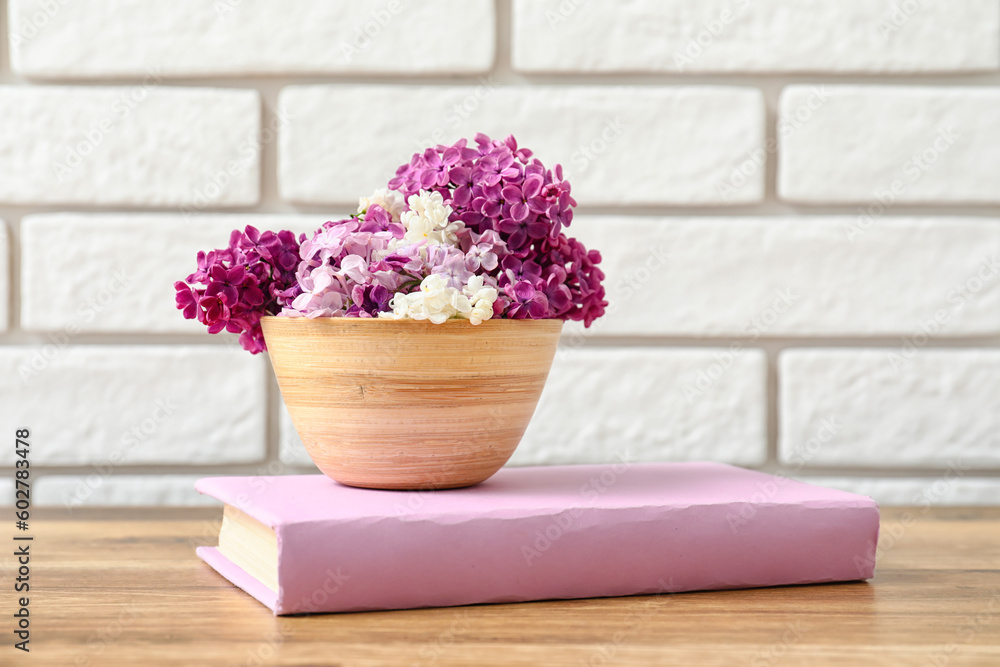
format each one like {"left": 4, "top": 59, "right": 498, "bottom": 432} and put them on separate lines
{"left": 175, "top": 134, "right": 607, "bottom": 354}
{"left": 281, "top": 188, "right": 500, "bottom": 327}
{"left": 173, "top": 226, "right": 300, "bottom": 353}
{"left": 387, "top": 274, "right": 497, "bottom": 325}
{"left": 388, "top": 133, "right": 606, "bottom": 326}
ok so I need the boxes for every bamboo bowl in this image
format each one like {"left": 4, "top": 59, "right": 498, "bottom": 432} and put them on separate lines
{"left": 260, "top": 316, "right": 563, "bottom": 490}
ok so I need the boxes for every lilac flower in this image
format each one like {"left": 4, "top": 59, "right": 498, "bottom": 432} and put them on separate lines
{"left": 504, "top": 281, "right": 549, "bottom": 319}
{"left": 348, "top": 283, "right": 392, "bottom": 317}
{"left": 449, "top": 165, "right": 476, "bottom": 208}
{"left": 386, "top": 133, "right": 606, "bottom": 326}
{"left": 290, "top": 290, "right": 345, "bottom": 319}
{"left": 173, "top": 283, "right": 200, "bottom": 320}
{"left": 541, "top": 267, "right": 573, "bottom": 317}
{"left": 238, "top": 327, "right": 267, "bottom": 355}
{"left": 462, "top": 229, "right": 503, "bottom": 272}
{"left": 501, "top": 173, "right": 543, "bottom": 222}
{"left": 475, "top": 151, "right": 519, "bottom": 187}
{"left": 198, "top": 293, "right": 232, "bottom": 334}
{"left": 272, "top": 230, "right": 302, "bottom": 272}
{"left": 177, "top": 134, "right": 608, "bottom": 354}
{"left": 472, "top": 183, "right": 503, "bottom": 219}
{"left": 206, "top": 265, "right": 250, "bottom": 306}
{"left": 499, "top": 256, "right": 542, "bottom": 286}
{"left": 431, "top": 252, "right": 475, "bottom": 290}
{"left": 418, "top": 147, "right": 461, "bottom": 189}
{"left": 173, "top": 225, "right": 303, "bottom": 354}
{"left": 279, "top": 215, "right": 427, "bottom": 321}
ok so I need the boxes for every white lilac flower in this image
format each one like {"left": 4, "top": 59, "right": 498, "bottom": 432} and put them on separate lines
{"left": 358, "top": 188, "right": 406, "bottom": 221}
{"left": 400, "top": 190, "right": 463, "bottom": 247}
{"left": 461, "top": 275, "right": 498, "bottom": 325}
{"left": 416, "top": 274, "right": 463, "bottom": 324}
{"left": 381, "top": 273, "right": 498, "bottom": 325}
{"left": 380, "top": 274, "right": 458, "bottom": 324}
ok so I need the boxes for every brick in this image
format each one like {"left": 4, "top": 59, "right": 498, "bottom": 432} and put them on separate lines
{"left": 513, "top": 0, "right": 1000, "bottom": 73}
{"left": 0, "top": 221, "right": 8, "bottom": 331}
{"left": 9, "top": 0, "right": 495, "bottom": 78}
{"left": 34, "top": 475, "right": 217, "bottom": 507}
{"left": 792, "top": 476, "right": 1000, "bottom": 506}
{"left": 564, "top": 216, "right": 1000, "bottom": 337}
{"left": 778, "top": 86, "right": 1000, "bottom": 203}
{"left": 0, "top": 346, "right": 266, "bottom": 465}
{"left": 0, "top": 86, "right": 260, "bottom": 206}
{"left": 278, "top": 85, "right": 765, "bottom": 206}
{"left": 510, "top": 347, "right": 767, "bottom": 466}
{"left": 779, "top": 349, "right": 1000, "bottom": 468}
{"left": 20, "top": 214, "right": 329, "bottom": 333}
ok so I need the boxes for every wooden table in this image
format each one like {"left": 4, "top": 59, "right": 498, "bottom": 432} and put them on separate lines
{"left": 6, "top": 507, "right": 999, "bottom": 666}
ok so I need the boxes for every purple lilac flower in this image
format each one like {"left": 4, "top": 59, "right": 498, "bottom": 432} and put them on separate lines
{"left": 504, "top": 281, "right": 549, "bottom": 319}
{"left": 174, "top": 225, "right": 303, "bottom": 354}
{"left": 388, "top": 133, "right": 606, "bottom": 325}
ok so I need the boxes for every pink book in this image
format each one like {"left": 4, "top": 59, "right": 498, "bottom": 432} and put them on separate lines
{"left": 195, "top": 463, "right": 880, "bottom": 615}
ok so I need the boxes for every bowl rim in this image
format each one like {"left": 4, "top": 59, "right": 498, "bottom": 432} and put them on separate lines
{"left": 260, "top": 315, "right": 565, "bottom": 329}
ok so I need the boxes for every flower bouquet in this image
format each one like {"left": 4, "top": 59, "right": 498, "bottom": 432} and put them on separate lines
{"left": 175, "top": 134, "right": 607, "bottom": 489}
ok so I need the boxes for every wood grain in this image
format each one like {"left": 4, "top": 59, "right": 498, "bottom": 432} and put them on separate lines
{"left": 261, "top": 317, "right": 563, "bottom": 489}
{"left": 5, "top": 507, "right": 999, "bottom": 666}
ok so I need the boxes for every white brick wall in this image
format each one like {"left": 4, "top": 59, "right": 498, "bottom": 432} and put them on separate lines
{"left": 780, "top": 349, "right": 1000, "bottom": 467}
{"left": 0, "top": 86, "right": 260, "bottom": 206}
{"left": 1, "top": 1, "right": 998, "bottom": 506}
{"left": 9, "top": 0, "right": 496, "bottom": 78}
{"left": 791, "top": 477, "right": 1000, "bottom": 507}
{"left": 0, "top": 346, "right": 266, "bottom": 465}
{"left": 513, "top": 348, "right": 767, "bottom": 466}
{"left": 279, "top": 404, "right": 314, "bottom": 468}
{"left": 778, "top": 86, "right": 1000, "bottom": 204}
{"left": 566, "top": 216, "right": 1000, "bottom": 337}
{"left": 278, "top": 85, "right": 766, "bottom": 205}
{"left": 34, "top": 475, "right": 217, "bottom": 508}
{"left": 513, "top": 0, "right": 1000, "bottom": 73}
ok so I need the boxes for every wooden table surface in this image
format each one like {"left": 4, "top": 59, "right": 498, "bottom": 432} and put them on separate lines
{"left": 4, "top": 506, "right": 999, "bottom": 666}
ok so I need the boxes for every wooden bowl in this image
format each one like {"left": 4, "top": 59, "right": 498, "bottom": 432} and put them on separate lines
{"left": 260, "top": 316, "right": 563, "bottom": 490}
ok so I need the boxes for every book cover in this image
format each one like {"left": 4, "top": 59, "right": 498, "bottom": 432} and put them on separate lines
{"left": 195, "top": 462, "right": 880, "bottom": 615}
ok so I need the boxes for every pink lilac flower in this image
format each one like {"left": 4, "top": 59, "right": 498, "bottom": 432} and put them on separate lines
{"left": 462, "top": 229, "right": 503, "bottom": 272}
{"left": 280, "top": 216, "right": 425, "bottom": 321}
{"left": 174, "top": 285, "right": 200, "bottom": 320}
